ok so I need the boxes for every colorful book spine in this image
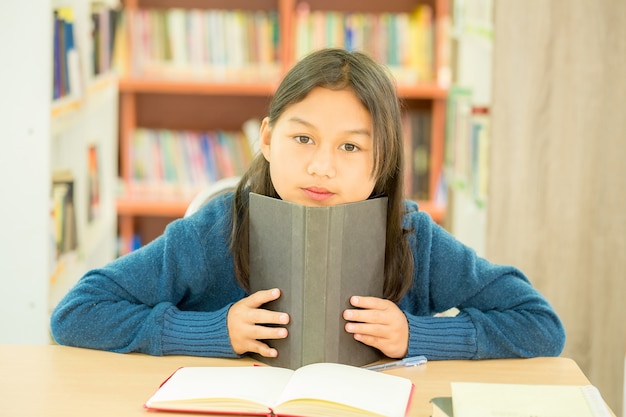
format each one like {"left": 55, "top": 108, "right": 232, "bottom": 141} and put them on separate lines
{"left": 53, "top": 7, "right": 82, "bottom": 100}
{"left": 126, "top": 8, "right": 280, "bottom": 81}
{"left": 129, "top": 128, "right": 254, "bottom": 194}
{"left": 292, "top": 8, "right": 434, "bottom": 83}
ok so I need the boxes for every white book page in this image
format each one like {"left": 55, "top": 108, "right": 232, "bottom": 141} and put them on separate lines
{"left": 146, "top": 366, "right": 294, "bottom": 407}
{"left": 275, "top": 363, "right": 413, "bottom": 417}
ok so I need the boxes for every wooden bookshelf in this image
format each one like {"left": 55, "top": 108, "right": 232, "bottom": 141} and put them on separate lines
{"left": 116, "top": 0, "right": 450, "bottom": 253}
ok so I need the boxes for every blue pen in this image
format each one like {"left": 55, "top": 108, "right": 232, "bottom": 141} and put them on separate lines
{"left": 362, "top": 355, "right": 427, "bottom": 371}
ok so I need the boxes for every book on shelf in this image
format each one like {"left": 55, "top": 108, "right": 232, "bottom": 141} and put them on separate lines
{"left": 87, "top": 144, "right": 101, "bottom": 223}
{"left": 470, "top": 107, "right": 490, "bottom": 205}
{"left": 91, "top": 4, "right": 122, "bottom": 76}
{"left": 51, "top": 170, "right": 78, "bottom": 255}
{"left": 444, "top": 87, "right": 473, "bottom": 190}
{"left": 144, "top": 363, "right": 414, "bottom": 417}
{"left": 403, "top": 108, "right": 432, "bottom": 201}
{"left": 249, "top": 193, "right": 387, "bottom": 369}
{"left": 445, "top": 86, "right": 491, "bottom": 206}
{"left": 448, "top": 382, "right": 612, "bottom": 417}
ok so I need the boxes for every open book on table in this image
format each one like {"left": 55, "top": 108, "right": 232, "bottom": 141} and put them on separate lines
{"left": 144, "top": 362, "right": 414, "bottom": 417}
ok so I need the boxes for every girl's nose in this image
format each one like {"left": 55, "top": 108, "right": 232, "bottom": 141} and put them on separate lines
{"left": 306, "top": 147, "right": 336, "bottom": 178}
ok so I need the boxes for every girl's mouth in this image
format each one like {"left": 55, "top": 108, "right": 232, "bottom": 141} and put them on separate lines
{"left": 303, "top": 187, "right": 334, "bottom": 201}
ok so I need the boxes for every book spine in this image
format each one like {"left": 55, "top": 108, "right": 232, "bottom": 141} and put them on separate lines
{"left": 324, "top": 206, "right": 345, "bottom": 360}
{"left": 52, "top": 11, "right": 62, "bottom": 100}
{"left": 302, "top": 207, "right": 331, "bottom": 365}
{"left": 287, "top": 204, "right": 306, "bottom": 368}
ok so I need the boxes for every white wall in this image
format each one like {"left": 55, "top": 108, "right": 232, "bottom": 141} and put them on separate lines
{"left": 0, "top": 1, "right": 53, "bottom": 343}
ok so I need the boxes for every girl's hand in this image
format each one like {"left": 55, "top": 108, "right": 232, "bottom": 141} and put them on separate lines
{"left": 343, "top": 296, "right": 408, "bottom": 358}
{"left": 227, "top": 288, "right": 289, "bottom": 357}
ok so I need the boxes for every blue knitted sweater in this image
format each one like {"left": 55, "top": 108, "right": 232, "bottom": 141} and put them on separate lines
{"left": 50, "top": 193, "right": 565, "bottom": 360}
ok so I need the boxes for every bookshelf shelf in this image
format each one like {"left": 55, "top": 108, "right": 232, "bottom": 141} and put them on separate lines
{"left": 397, "top": 83, "right": 448, "bottom": 99}
{"left": 116, "top": 0, "right": 450, "bottom": 252}
{"left": 116, "top": 194, "right": 190, "bottom": 217}
{"left": 118, "top": 78, "right": 278, "bottom": 96}
{"left": 118, "top": 79, "right": 448, "bottom": 98}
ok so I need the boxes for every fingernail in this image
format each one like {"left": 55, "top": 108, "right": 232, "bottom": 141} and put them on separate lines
{"left": 279, "top": 313, "right": 288, "bottom": 323}
{"left": 352, "top": 296, "right": 359, "bottom": 305}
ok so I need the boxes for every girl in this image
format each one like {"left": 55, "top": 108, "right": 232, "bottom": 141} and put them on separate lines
{"left": 51, "top": 48, "right": 565, "bottom": 360}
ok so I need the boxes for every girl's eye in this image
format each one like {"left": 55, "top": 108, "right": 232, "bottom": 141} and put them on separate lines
{"left": 294, "top": 135, "right": 313, "bottom": 145}
{"left": 340, "top": 143, "right": 360, "bottom": 152}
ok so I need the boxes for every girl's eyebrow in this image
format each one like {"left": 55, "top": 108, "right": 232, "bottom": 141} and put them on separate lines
{"left": 287, "top": 116, "right": 372, "bottom": 137}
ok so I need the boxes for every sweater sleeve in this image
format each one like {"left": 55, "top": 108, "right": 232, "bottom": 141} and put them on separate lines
{"left": 50, "top": 195, "right": 245, "bottom": 357}
{"left": 161, "top": 304, "right": 238, "bottom": 357}
{"left": 400, "top": 203, "right": 566, "bottom": 360}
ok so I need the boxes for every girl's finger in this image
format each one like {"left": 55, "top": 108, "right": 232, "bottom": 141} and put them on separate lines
{"left": 245, "top": 288, "right": 281, "bottom": 307}
{"left": 251, "top": 325, "right": 288, "bottom": 341}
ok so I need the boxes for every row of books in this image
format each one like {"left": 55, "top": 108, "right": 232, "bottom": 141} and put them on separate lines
{"left": 128, "top": 128, "right": 255, "bottom": 196}
{"left": 53, "top": 8, "right": 81, "bottom": 100}
{"left": 92, "top": 5, "right": 122, "bottom": 77}
{"left": 294, "top": 4, "right": 435, "bottom": 83}
{"left": 127, "top": 117, "right": 435, "bottom": 203}
{"left": 125, "top": 8, "right": 281, "bottom": 80}
{"left": 117, "top": 5, "right": 434, "bottom": 83}
{"left": 52, "top": 5, "right": 121, "bottom": 101}
{"left": 445, "top": 87, "right": 489, "bottom": 205}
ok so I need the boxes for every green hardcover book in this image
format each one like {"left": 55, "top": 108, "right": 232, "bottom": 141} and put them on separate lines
{"left": 431, "top": 397, "right": 454, "bottom": 417}
{"left": 249, "top": 193, "right": 387, "bottom": 369}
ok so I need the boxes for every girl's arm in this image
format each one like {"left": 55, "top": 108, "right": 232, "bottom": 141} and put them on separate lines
{"left": 51, "top": 198, "right": 245, "bottom": 357}
{"left": 399, "top": 206, "right": 565, "bottom": 360}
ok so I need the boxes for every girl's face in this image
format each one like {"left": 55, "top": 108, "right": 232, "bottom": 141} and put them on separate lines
{"left": 260, "top": 87, "right": 377, "bottom": 207}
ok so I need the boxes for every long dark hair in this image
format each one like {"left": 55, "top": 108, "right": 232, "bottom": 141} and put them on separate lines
{"left": 230, "top": 48, "right": 414, "bottom": 302}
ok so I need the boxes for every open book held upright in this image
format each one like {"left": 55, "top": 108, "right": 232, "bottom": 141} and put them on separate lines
{"left": 249, "top": 193, "right": 387, "bottom": 369}
{"left": 144, "top": 363, "right": 414, "bottom": 417}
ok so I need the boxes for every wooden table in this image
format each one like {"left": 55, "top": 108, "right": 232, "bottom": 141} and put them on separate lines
{"left": 0, "top": 344, "right": 614, "bottom": 416}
